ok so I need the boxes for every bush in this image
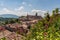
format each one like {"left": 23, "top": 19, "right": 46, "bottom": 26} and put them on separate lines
{"left": 26, "top": 8, "right": 60, "bottom": 40}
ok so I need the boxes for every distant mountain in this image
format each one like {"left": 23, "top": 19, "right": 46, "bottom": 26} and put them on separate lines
{"left": 0, "top": 14, "right": 19, "bottom": 18}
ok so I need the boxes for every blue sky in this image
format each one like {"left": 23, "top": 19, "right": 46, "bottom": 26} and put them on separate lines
{"left": 0, "top": 0, "right": 60, "bottom": 16}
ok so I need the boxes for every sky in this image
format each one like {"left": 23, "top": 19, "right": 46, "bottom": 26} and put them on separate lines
{"left": 0, "top": 0, "right": 60, "bottom": 16}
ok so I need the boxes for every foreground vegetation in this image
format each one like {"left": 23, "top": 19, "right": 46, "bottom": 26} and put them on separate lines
{"left": 26, "top": 8, "right": 60, "bottom": 40}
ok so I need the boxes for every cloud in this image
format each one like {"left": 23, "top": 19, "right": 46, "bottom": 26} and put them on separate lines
{"left": 2, "top": 8, "right": 11, "bottom": 13}
{"left": 22, "top": 2, "right": 26, "bottom": 5}
{"left": 22, "top": 2, "right": 32, "bottom": 7}
{"left": 0, "top": 6, "right": 25, "bottom": 16}
{"left": 0, "top": 7, "right": 46, "bottom": 17}
{"left": 0, "top": 8, "right": 10, "bottom": 13}
{"left": 31, "top": 9, "right": 47, "bottom": 17}
{"left": 32, "top": 9, "right": 46, "bottom": 13}
{"left": 15, "top": 6, "right": 24, "bottom": 11}
{"left": 0, "top": 8, "right": 17, "bottom": 16}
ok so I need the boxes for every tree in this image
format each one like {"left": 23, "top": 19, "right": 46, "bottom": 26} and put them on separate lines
{"left": 5, "top": 21, "right": 8, "bottom": 24}
{"left": 45, "top": 12, "right": 50, "bottom": 21}
{"left": 55, "top": 8, "right": 59, "bottom": 14}
{"left": 52, "top": 10, "right": 55, "bottom": 16}
{"left": 9, "top": 20, "right": 15, "bottom": 24}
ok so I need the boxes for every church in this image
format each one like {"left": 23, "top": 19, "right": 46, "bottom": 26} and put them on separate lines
{"left": 19, "top": 13, "right": 42, "bottom": 21}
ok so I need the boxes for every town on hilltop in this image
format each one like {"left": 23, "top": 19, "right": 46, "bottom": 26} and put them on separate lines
{"left": 0, "top": 13, "right": 42, "bottom": 40}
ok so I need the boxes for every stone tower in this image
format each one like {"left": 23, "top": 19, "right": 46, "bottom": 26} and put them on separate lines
{"left": 35, "top": 12, "right": 38, "bottom": 17}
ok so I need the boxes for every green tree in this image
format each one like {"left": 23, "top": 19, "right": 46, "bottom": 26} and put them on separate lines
{"left": 52, "top": 10, "right": 55, "bottom": 16}
{"left": 45, "top": 12, "right": 50, "bottom": 21}
{"left": 55, "top": 8, "right": 59, "bottom": 14}
{"left": 26, "top": 8, "right": 60, "bottom": 40}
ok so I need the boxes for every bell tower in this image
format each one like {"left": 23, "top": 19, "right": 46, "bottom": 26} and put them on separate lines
{"left": 27, "top": 12, "right": 29, "bottom": 20}
{"left": 35, "top": 12, "right": 38, "bottom": 17}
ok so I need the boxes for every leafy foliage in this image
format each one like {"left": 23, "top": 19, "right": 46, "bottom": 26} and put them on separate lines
{"left": 0, "top": 37, "right": 6, "bottom": 40}
{"left": 26, "top": 8, "right": 60, "bottom": 40}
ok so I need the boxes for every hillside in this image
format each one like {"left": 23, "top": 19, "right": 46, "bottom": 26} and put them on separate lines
{"left": 0, "top": 14, "right": 19, "bottom": 18}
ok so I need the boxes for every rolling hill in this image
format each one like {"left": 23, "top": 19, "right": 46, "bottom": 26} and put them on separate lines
{"left": 0, "top": 14, "right": 19, "bottom": 18}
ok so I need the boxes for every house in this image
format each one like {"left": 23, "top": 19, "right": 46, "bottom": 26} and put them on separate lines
{"left": 18, "top": 13, "right": 43, "bottom": 30}
{"left": 19, "top": 13, "right": 42, "bottom": 21}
